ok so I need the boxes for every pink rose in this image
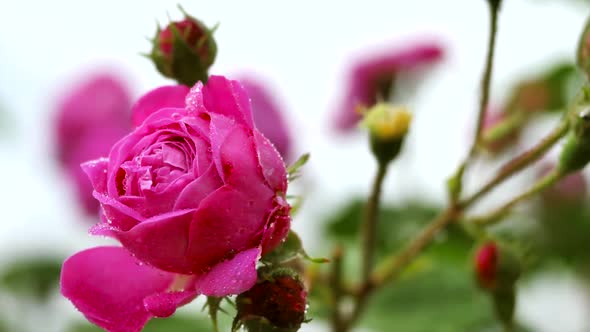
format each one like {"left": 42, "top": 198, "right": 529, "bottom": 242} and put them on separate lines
{"left": 55, "top": 73, "right": 132, "bottom": 215}
{"left": 61, "top": 76, "right": 291, "bottom": 332}
{"left": 239, "top": 76, "right": 292, "bottom": 160}
{"left": 333, "top": 41, "right": 444, "bottom": 131}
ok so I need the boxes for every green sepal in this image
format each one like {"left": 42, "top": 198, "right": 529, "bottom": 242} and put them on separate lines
{"left": 492, "top": 286, "right": 516, "bottom": 331}
{"left": 287, "top": 153, "right": 310, "bottom": 182}
{"left": 261, "top": 231, "right": 328, "bottom": 265}
{"left": 370, "top": 135, "right": 404, "bottom": 167}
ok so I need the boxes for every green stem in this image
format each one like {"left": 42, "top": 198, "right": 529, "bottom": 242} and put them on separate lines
{"left": 470, "top": 169, "right": 563, "bottom": 226}
{"left": 361, "top": 163, "right": 388, "bottom": 282}
{"left": 461, "top": 120, "right": 569, "bottom": 208}
{"left": 469, "top": 0, "right": 500, "bottom": 158}
{"left": 342, "top": 162, "right": 388, "bottom": 331}
{"left": 330, "top": 247, "right": 345, "bottom": 332}
{"left": 370, "top": 207, "right": 459, "bottom": 288}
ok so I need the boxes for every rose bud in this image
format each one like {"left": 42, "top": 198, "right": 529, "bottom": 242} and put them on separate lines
{"left": 474, "top": 241, "right": 521, "bottom": 329}
{"left": 150, "top": 13, "right": 217, "bottom": 86}
{"left": 480, "top": 108, "right": 521, "bottom": 154}
{"left": 54, "top": 72, "right": 132, "bottom": 215}
{"left": 60, "top": 76, "right": 291, "bottom": 332}
{"left": 239, "top": 76, "right": 293, "bottom": 161}
{"left": 474, "top": 241, "right": 521, "bottom": 292}
{"left": 361, "top": 103, "right": 412, "bottom": 165}
{"left": 538, "top": 163, "right": 587, "bottom": 206}
{"left": 333, "top": 40, "right": 443, "bottom": 132}
{"left": 236, "top": 272, "right": 307, "bottom": 331}
{"left": 558, "top": 104, "right": 590, "bottom": 174}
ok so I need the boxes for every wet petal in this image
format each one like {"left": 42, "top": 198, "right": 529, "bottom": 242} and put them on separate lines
{"left": 187, "top": 186, "right": 271, "bottom": 272}
{"left": 116, "top": 209, "right": 196, "bottom": 274}
{"left": 193, "top": 247, "right": 261, "bottom": 296}
{"left": 143, "top": 290, "right": 198, "bottom": 318}
{"left": 60, "top": 246, "right": 175, "bottom": 332}
{"left": 132, "top": 85, "right": 190, "bottom": 127}
{"left": 174, "top": 164, "right": 222, "bottom": 210}
{"left": 81, "top": 158, "right": 109, "bottom": 195}
{"left": 200, "top": 76, "right": 254, "bottom": 128}
{"left": 253, "top": 131, "right": 287, "bottom": 193}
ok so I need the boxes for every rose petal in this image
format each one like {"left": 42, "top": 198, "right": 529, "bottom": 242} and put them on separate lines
{"left": 261, "top": 214, "right": 291, "bottom": 255}
{"left": 200, "top": 75, "right": 254, "bottom": 128}
{"left": 60, "top": 246, "right": 176, "bottom": 332}
{"left": 193, "top": 247, "right": 261, "bottom": 296}
{"left": 215, "top": 120, "right": 273, "bottom": 198}
{"left": 93, "top": 191, "right": 144, "bottom": 231}
{"left": 187, "top": 185, "right": 271, "bottom": 273}
{"left": 143, "top": 290, "right": 198, "bottom": 318}
{"left": 81, "top": 158, "right": 110, "bottom": 196}
{"left": 174, "top": 164, "right": 222, "bottom": 210}
{"left": 253, "top": 131, "right": 288, "bottom": 193}
{"left": 131, "top": 85, "right": 190, "bottom": 127}
{"left": 116, "top": 209, "right": 196, "bottom": 274}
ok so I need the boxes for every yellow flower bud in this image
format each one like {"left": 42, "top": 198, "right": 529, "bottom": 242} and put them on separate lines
{"left": 361, "top": 103, "right": 412, "bottom": 165}
{"left": 361, "top": 103, "right": 412, "bottom": 141}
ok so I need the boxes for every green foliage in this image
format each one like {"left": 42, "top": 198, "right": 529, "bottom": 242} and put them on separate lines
{"left": 0, "top": 257, "right": 62, "bottom": 301}
{"left": 314, "top": 199, "right": 508, "bottom": 331}
{"left": 68, "top": 316, "right": 212, "bottom": 332}
{"left": 325, "top": 199, "right": 472, "bottom": 266}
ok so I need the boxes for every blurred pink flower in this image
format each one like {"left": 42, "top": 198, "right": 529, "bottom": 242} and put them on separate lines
{"left": 55, "top": 72, "right": 132, "bottom": 215}
{"left": 334, "top": 41, "right": 444, "bottom": 131}
{"left": 61, "top": 76, "right": 291, "bottom": 332}
{"left": 239, "top": 77, "right": 292, "bottom": 160}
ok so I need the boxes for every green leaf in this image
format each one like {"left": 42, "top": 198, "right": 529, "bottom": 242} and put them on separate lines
{"left": 68, "top": 316, "right": 212, "bottom": 332}
{"left": 287, "top": 153, "right": 310, "bottom": 181}
{"left": 262, "top": 231, "right": 328, "bottom": 265}
{"left": 0, "top": 257, "right": 62, "bottom": 301}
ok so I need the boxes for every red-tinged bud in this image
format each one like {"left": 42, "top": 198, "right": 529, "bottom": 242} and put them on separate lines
{"left": 150, "top": 12, "right": 217, "bottom": 86}
{"left": 235, "top": 272, "right": 307, "bottom": 332}
{"left": 474, "top": 241, "right": 521, "bottom": 329}
{"left": 475, "top": 242, "right": 498, "bottom": 290}
{"left": 474, "top": 241, "right": 521, "bottom": 291}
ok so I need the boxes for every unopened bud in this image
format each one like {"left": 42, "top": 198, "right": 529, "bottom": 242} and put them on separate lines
{"left": 558, "top": 105, "right": 590, "bottom": 174}
{"left": 361, "top": 103, "right": 412, "bottom": 165}
{"left": 474, "top": 241, "right": 521, "bottom": 329}
{"left": 474, "top": 242, "right": 520, "bottom": 292}
{"left": 150, "top": 12, "right": 217, "bottom": 86}
{"left": 235, "top": 271, "right": 307, "bottom": 332}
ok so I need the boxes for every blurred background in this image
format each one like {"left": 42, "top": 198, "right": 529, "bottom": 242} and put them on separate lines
{"left": 1, "top": 0, "right": 590, "bottom": 331}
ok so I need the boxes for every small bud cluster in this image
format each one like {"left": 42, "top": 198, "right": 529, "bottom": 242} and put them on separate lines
{"left": 150, "top": 12, "right": 217, "bottom": 86}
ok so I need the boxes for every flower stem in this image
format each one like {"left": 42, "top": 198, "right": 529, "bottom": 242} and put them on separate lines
{"left": 470, "top": 168, "right": 563, "bottom": 226}
{"left": 469, "top": 0, "right": 500, "bottom": 158}
{"left": 449, "top": 0, "right": 501, "bottom": 203}
{"left": 340, "top": 162, "right": 388, "bottom": 330}
{"left": 370, "top": 206, "right": 459, "bottom": 287}
{"left": 330, "top": 246, "right": 345, "bottom": 332}
{"left": 361, "top": 163, "right": 388, "bottom": 283}
{"left": 460, "top": 120, "right": 569, "bottom": 208}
